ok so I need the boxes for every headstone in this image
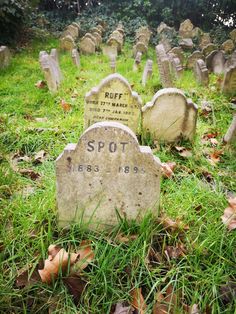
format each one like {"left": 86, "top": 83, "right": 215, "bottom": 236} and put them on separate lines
{"left": 194, "top": 59, "right": 209, "bottom": 86}
{"left": 221, "top": 64, "right": 236, "bottom": 95}
{"left": 230, "top": 29, "right": 236, "bottom": 43}
{"left": 179, "top": 19, "right": 194, "bottom": 38}
{"left": 110, "top": 55, "right": 116, "bottom": 73}
{"left": 80, "top": 37, "right": 96, "bottom": 55}
{"left": 56, "top": 121, "right": 162, "bottom": 229}
{"left": 179, "top": 38, "right": 194, "bottom": 50}
{"left": 199, "top": 33, "right": 211, "bottom": 49}
{"left": 160, "top": 37, "right": 172, "bottom": 53}
{"left": 142, "top": 59, "right": 153, "bottom": 86}
{"left": 84, "top": 33, "right": 97, "bottom": 47}
{"left": 72, "top": 22, "right": 80, "bottom": 32}
{"left": 202, "top": 43, "right": 217, "bottom": 56}
{"left": 142, "top": 88, "right": 198, "bottom": 142}
{"left": 169, "top": 47, "right": 184, "bottom": 65}
{"left": 50, "top": 48, "right": 62, "bottom": 80}
{"left": 66, "top": 25, "right": 78, "bottom": 39}
{"left": 84, "top": 73, "right": 142, "bottom": 133}
{"left": 221, "top": 39, "right": 235, "bottom": 54}
{"left": 206, "top": 50, "right": 226, "bottom": 74}
{"left": 156, "top": 44, "right": 173, "bottom": 88}
{"left": 133, "top": 41, "right": 148, "bottom": 56}
{"left": 169, "top": 55, "right": 183, "bottom": 79}
{"left": 223, "top": 114, "right": 236, "bottom": 143}
{"left": 133, "top": 51, "right": 142, "bottom": 72}
{"left": 107, "top": 37, "right": 122, "bottom": 53}
{"left": 102, "top": 46, "right": 118, "bottom": 59}
{"left": 0, "top": 46, "right": 11, "bottom": 69}
{"left": 225, "top": 50, "right": 236, "bottom": 68}
{"left": 157, "top": 22, "right": 171, "bottom": 34}
{"left": 192, "top": 27, "right": 203, "bottom": 39}
{"left": 71, "top": 49, "right": 80, "bottom": 67}
{"left": 187, "top": 51, "right": 204, "bottom": 69}
{"left": 60, "top": 35, "right": 75, "bottom": 51}
{"left": 91, "top": 32, "right": 102, "bottom": 46}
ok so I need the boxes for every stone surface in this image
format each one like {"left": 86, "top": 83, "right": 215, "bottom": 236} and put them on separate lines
{"left": 179, "top": 19, "right": 194, "bottom": 38}
{"left": 192, "top": 27, "right": 203, "bottom": 39}
{"left": 80, "top": 37, "right": 96, "bottom": 55}
{"left": 142, "top": 59, "right": 153, "bottom": 86}
{"left": 169, "top": 54, "right": 183, "bottom": 79}
{"left": 187, "top": 51, "right": 203, "bottom": 69}
{"left": 179, "top": 38, "right": 194, "bottom": 50}
{"left": 0, "top": 46, "right": 11, "bottom": 69}
{"left": 66, "top": 25, "right": 78, "bottom": 39}
{"left": 221, "top": 39, "right": 235, "bottom": 54}
{"left": 225, "top": 50, "right": 236, "bottom": 68}
{"left": 110, "top": 55, "right": 116, "bottom": 73}
{"left": 230, "top": 29, "right": 236, "bottom": 43}
{"left": 133, "top": 41, "right": 148, "bottom": 56}
{"left": 84, "top": 33, "right": 97, "bottom": 47}
{"left": 194, "top": 59, "right": 209, "bottom": 86}
{"left": 202, "top": 43, "right": 217, "bottom": 56}
{"left": 102, "top": 46, "right": 118, "bottom": 59}
{"left": 206, "top": 50, "right": 226, "bottom": 74}
{"left": 56, "top": 121, "right": 162, "bottom": 229}
{"left": 84, "top": 73, "right": 142, "bottom": 133}
{"left": 169, "top": 47, "right": 184, "bottom": 64}
{"left": 156, "top": 44, "right": 173, "bottom": 88}
{"left": 199, "top": 33, "right": 211, "bottom": 49}
{"left": 133, "top": 51, "right": 142, "bottom": 71}
{"left": 142, "top": 88, "right": 198, "bottom": 142}
{"left": 223, "top": 114, "right": 236, "bottom": 143}
{"left": 71, "top": 49, "right": 80, "bottom": 67}
{"left": 221, "top": 64, "right": 236, "bottom": 95}
{"left": 60, "top": 35, "right": 75, "bottom": 51}
{"left": 107, "top": 36, "right": 122, "bottom": 53}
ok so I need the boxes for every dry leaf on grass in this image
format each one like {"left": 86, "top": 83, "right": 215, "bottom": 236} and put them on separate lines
{"left": 153, "top": 285, "right": 177, "bottom": 314}
{"left": 130, "top": 288, "right": 146, "bottom": 314}
{"left": 219, "top": 281, "right": 236, "bottom": 305}
{"left": 112, "top": 302, "right": 134, "bottom": 314}
{"left": 16, "top": 261, "right": 44, "bottom": 287}
{"left": 116, "top": 233, "right": 138, "bottom": 244}
{"left": 34, "top": 150, "right": 47, "bottom": 164}
{"left": 165, "top": 243, "right": 186, "bottom": 260}
{"left": 158, "top": 216, "right": 189, "bottom": 233}
{"left": 35, "top": 80, "right": 46, "bottom": 89}
{"left": 71, "top": 240, "right": 95, "bottom": 272}
{"left": 63, "top": 274, "right": 87, "bottom": 305}
{"left": 207, "top": 149, "right": 224, "bottom": 166}
{"left": 19, "top": 169, "right": 41, "bottom": 180}
{"left": 221, "top": 197, "right": 236, "bottom": 231}
{"left": 161, "top": 162, "right": 176, "bottom": 178}
{"left": 60, "top": 99, "right": 72, "bottom": 112}
{"left": 175, "top": 146, "right": 192, "bottom": 158}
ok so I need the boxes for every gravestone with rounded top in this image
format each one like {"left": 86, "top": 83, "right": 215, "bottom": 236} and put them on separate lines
{"left": 206, "top": 50, "right": 226, "bottom": 74}
{"left": 221, "top": 64, "right": 236, "bottom": 95}
{"left": 179, "top": 19, "right": 194, "bottom": 38}
{"left": 85, "top": 74, "right": 142, "bottom": 133}
{"left": 56, "top": 121, "right": 162, "bottom": 229}
{"left": 142, "top": 88, "right": 198, "bottom": 142}
{"left": 71, "top": 49, "right": 80, "bottom": 67}
{"left": 194, "top": 59, "right": 209, "bottom": 86}
{"left": 187, "top": 51, "right": 203, "bottom": 69}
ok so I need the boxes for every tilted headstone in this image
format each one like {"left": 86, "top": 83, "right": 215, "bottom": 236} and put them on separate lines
{"left": 230, "top": 29, "right": 236, "bottom": 43}
{"left": 80, "top": 37, "right": 96, "bottom": 55}
{"left": 142, "top": 88, "right": 198, "bottom": 142}
{"left": 50, "top": 48, "right": 63, "bottom": 81}
{"left": 72, "top": 22, "right": 80, "bottom": 32}
{"left": 0, "top": 46, "right": 11, "bottom": 69}
{"left": 179, "top": 19, "right": 194, "bottom": 38}
{"left": 199, "top": 33, "right": 211, "bottom": 49}
{"left": 91, "top": 32, "right": 102, "bottom": 46}
{"left": 56, "top": 121, "right": 162, "bottom": 229}
{"left": 187, "top": 51, "right": 204, "bottom": 69}
{"left": 223, "top": 114, "right": 236, "bottom": 143}
{"left": 157, "top": 22, "right": 171, "bottom": 34}
{"left": 60, "top": 35, "right": 75, "bottom": 51}
{"left": 156, "top": 44, "right": 173, "bottom": 88}
{"left": 84, "top": 73, "right": 142, "bottom": 133}
{"left": 142, "top": 60, "right": 153, "bottom": 87}
{"left": 170, "top": 47, "right": 184, "bottom": 65}
{"left": 84, "top": 33, "right": 97, "bottom": 47}
{"left": 194, "top": 59, "right": 209, "bottom": 86}
{"left": 133, "top": 51, "right": 142, "bottom": 72}
{"left": 71, "top": 49, "right": 80, "bottom": 67}
{"left": 206, "top": 50, "right": 226, "bottom": 74}
{"left": 221, "top": 39, "right": 235, "bottom": 54}
{"left": 202, "top": 43, "right": 217, "bottom": 56}
{"left": 221, "top": 64, "right": 236, "bottom": 95}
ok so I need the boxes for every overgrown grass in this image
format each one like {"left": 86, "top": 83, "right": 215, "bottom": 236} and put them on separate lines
{"left": 0, "top": 37, "right": 235, "bottom": 313}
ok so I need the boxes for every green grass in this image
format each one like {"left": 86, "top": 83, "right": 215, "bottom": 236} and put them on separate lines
{"left": 0, "top": 37, "right": 236, "bottom": 313}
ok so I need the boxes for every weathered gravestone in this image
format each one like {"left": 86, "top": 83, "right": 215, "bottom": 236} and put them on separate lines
{"left": 194, "top": 59, "right": 209, "bottom": 86}
{"left": 206, "top": 50, "right": 226, "bottom": 74}
{"left": 0, "top": 46, "right": 11, "bottom": 69}
{"left": 110, "top": 55, "right": 116, "bottom": 73}
{"left": 133, "top": 51, "right": 142, "bottom": 72}
{"left": 133, "top": 41, "right": 148, "bottom": 57}
{"left": 39, "top": 50, "right": 62, "bottom": 93}
{"left": 80, "top": 37, "right": 96, "bottom": 55}
{"left": 102, "top": 46, "right": 117, "bottom": 59}
{"left": 142, "top": 60, "right": 153, "bottom": 87}
{"left": 179, "top": 38, "right": 194, "bottom": 50}
{"left": 84, "top": 73, "right": 142, "bottom": 133}
{"left": 168, "top": 53, "right": 183, "bottom": 79}
{"left": 179, "top": 19, "right": 194, "bottom": 38}
{"left": 225, "top": 50, "right": 236, "bottom": 68}
{"left": 202, "top": 43, "right": 217, "bottom": 56}
{"left": 223, "top": 114, "right": 236, "bottom": 143}
{"left": 156, "top": 44, "right": 173, "bottom": 88}
{"left": 71, "top": 49, "right": 80, "bottom": 67}
{"left": 60, "top": 35, "right": 75, "bottom": 51}
{"left": 187, "top": 51, "right": 204, "bottom": 69}
{"left": 230, "top": 29, "right": 236, "bottom": 43}
{"left": 199, "top": 33, "right": 211, "bottom": 49}
{"left": 169, "top": 47, "right": 185, "bottom": 65}
{"left": 66, "top": 25, "right": 79, "bottom": 40}
{"left": 221, "top": 64, "right": 236, "bottom": 95}
{"left": 56, "top": 121, "right": 162, "bottom": 229}
{"left": 142, "top": 88, "right": 198, "bottom": 142}
{"left": 221, "top": 39, "right": 235, "bottom": 54}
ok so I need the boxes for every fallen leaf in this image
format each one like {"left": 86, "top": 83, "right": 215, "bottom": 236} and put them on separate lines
{"left": 146, "top": 246, "right": 163, "bottom": 266}
{"left": 130, "top": 288, "right": 146, "bottom": 314}
{"left": 48, "top": 244, "right": 62, "bottom": 260}
{"left": 16, "top": 261, "right": 43, "bottom": 287}
{"left": 219, "top": 281, "right": 236, "bottom": 305}
{"left": 165, "top": 284, "right": 178, "bottom": 308}
{"left": 72, "top": 240, "right": 95, "bottom": 272}
{"left": 19, "top": 169, "right": 40, "bottom": 180}
{"left": 60, "top": 99, "right": 72, "bottom": 112}
{"left": 207, "top": 149, "right": 224, "bottom": 166}
{"left": 35, "top": 117, "right": 48, "bottom": 123}
{"left": 34, "top": 150, "right": 47, "bottom": 164}
{"left": 112, "top": 302, "right": 133, "bottom": 314}
{"left": 202, "top": 171, "right": 213, "bottom": 183}
{"left": 63, "top": 274, "right": 87, "bottom": 305}
{"left": 221, "top": 197, "right": 236, "bottom": 231}
{"left": 116, "top": 233, "right": 138, "bottom": 244}
{"left": 175, "top": 146, "right": 192, "bottom": 158}
{"left": 10, "top": 153, "right": 31, "bottom": 171}
{"left": 165, "top": 243, "right": 186, "bottom": 260}
{"left": 35, "top": 80, "right": 46, "bottom": 89}
{"left": 161, "top": 162, "right": 176, "bottom": 178}
{"left": 158, "top": 216, "right": 189, "bottom": 233}
{"left": 153, "top": 291, "right": 169, "bottom": 314}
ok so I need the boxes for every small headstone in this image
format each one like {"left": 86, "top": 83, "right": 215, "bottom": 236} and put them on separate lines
{"left": 0, "top": 46, "right": 11, "bottom": 69}
{"left": 56, "top": 121, "right": 162, "bottom": 229}
{"left": 187, "top": 51, "right": 204, "bottom": 69}
{"left": 66, "top": 25, "right": 78, "bottom": 40}
{"left": 223, "top": 114, "right": 236, "bottom": 143}
{"left": 60, "top": 35, "right": 75, "bottom": 51}
{"left": 107, "top": 37, "right": 122, "bottom": 53}
{"left": 170, "top": 47, "right": 184, "bottom": 65}
{"left": 221, "top": 39, "right": 235, "bottom": 54}
{"left": 110, "top": 55, "right": 116, "bottom": 73}
{"left": 142, "top": 60, "right": 153, "bottom": 86}
{"left": 142, "top": 88, "right": 198, "bottom": 142}
{"left": 199, "top": 33, "right": 211, "bottom": 49}
{"left": 133, "top": 51, "right": 142, "bottom": 72}
{"left": 169, "top": 55, "right": 183, "bottom": 79}
{"left": 230, "top": 29, "right": 236, "bottom": 43}
{"left": 157, "top": 22, "right": 170, "bottom": 34}
{"left": 179, "top": 19, "right": 194, "bottom": 38}
{"left": 225, "top": 50, "right": 236, "bottom": 68}
{"left": 156, "top": 44, "right": 173, "bottom": 88}
{"left": 179, "top": 38, "right": 194, "bottom": 50}
{"left": 84, "top": 33, "right": 97, "bottom": 47}
{"left": 202, "top": 43, "right": 217, "bottom": 56}
{"left": 194, "top": 59, "right": 209, "bottom": 86}
{"left": 80, "top": 37, "right": 96, "bottom": 55}
{"left": 133, "top": 41, "right": 148, "bottom": 57}
{"left": 84, "top": 73, "right": 142, "bottom": 133}
{"left": 206, "top": 50, "right": 226, "bottom": 74}
{"left": 221, "top": 64, "right": 236, "bottom": 95}
{"left": 71, "top": 22, "right": 80, "bottom": 32}
{"left": 91, "top": 32, "right": 102, "bottom": 46}
{"left": 71, "top": 49, "right": 80, "bottom": 67}
{"left": 50, "top": 48, "right": 62, "bottom": 81}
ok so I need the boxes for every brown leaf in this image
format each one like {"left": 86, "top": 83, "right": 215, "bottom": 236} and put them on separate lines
{"left": 48, "top": 244, "right": 62, "bottom": 261}
{"left": 116, "top": 233, "right": 138, "bottom": 244}
{"left": 158, "top": 216, "right": 189, "bottom": 233}
{"left": 72, "top": 240, "right": 95, "bottom": 272}
{"left": 221, "top": 197, "right": 236, "bottom": 231}
{"left": 60, "top": 99, "right": 72, "bottom": 112}
{"left": 19, "top": 169, "right": 40, "bottom": 180}
{"left": 112, "top": 302, "right": 134, "bottom": 314}
{"left": 130, "top": 288, "right": 146, "bottom": 314}
{"left": 35, "top": 80, "right": 46, "bottom": 89}
{"left": 34, "top": 150, "right": 47, "bottom": 164}
{"left": 202, "top": 171, "right": 213, "bottom": 183}
{"left": 63, "top": 274, "right": 87, "bottom": 305}
{"left": 16, "top": 261, "right": 43, "bottom": 287}
{"left": 207, "top": 149, "right": 224, "bottom": 166}
{"left": 175, "top": 147, "right": 192, "bottom": 158}
{"left": 161, "top": 162, "right": 176, "bottom": 178}
{"left": 219, "top": 281, "right": 236, "bottom": 305}
{"left": 153, "top": 291, "right": 169, "bottom": 314}
{"left": 146, "top": 246, "right": 163, "bottom": 265}
{"left": 165, "top": 243, "right": 186, "bottom": 260}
